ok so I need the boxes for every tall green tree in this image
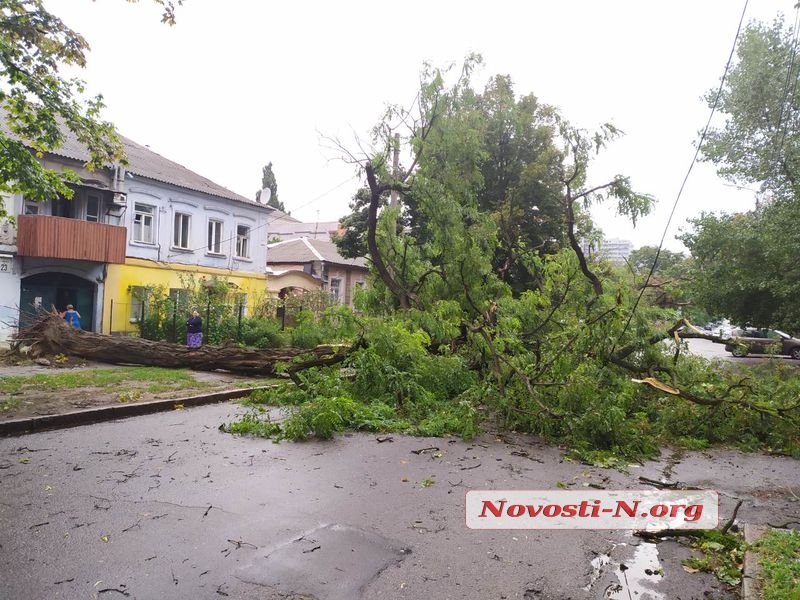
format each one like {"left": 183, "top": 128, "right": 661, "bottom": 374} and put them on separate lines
{"left": 682, "top": 202, "right": 800, "bottom": 331}
{"left": 625, "top": 245, "right": 699, "bottom": 314}
{"left": 701, "top": 15, "right": 800, "bottom": 202}
{"left": 0, "top": 0, "right": 180, "bottom": 219}
{"left": 685, "top": 15, "right": 800, "bottom": 330}
{"left": 474, "top": 75, "right": 565, "bottom": 292}
{"left": 627, "top": 246, "right": 687, "bottom": 276}
{"left": 353, "top": 56, "right": 653, "bottom": 314}
{"left": 257, "top": 161, "right": 285, "bottom": 211}
{"left": 336, "top": 61, "right": 651, "bottom": 296}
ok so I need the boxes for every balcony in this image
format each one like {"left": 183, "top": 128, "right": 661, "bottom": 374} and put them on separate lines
{"left": 16, "top": 215, "right": 126, "bottom": 264}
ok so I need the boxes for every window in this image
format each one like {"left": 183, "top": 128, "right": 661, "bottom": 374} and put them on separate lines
{"left": 53, "top": 197, "right": 73, "bottom": 218}
{"left": 24, "top": 202, "right": 39, "bottom": 215}
{"left": 329, "top": 278, "right": 341, "bottom": 301}
{"left": 129, "top": 285, "right": 150, "bottom": 322}
{"left": 86, "top": 195, "right": 100, "bottom": 222}
{"left": 169, "top": 288, "right": 190, "bottom": 310}
{"left": 133, "top": 204, "right": 155, "bottom": 243}
{"left": 173, "top": 212, "right": 191, "bottom": 249}
{"left": 207, "top": 219, "right": 223, "bottom": 254}
{"left": 236, "top": 225, "right": 251, "bottom": 258}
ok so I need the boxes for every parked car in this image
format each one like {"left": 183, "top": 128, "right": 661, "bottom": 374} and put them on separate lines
{"left": 703, "top": 319, "right": 733, "bottom": 339}
{"left": 724, "top": 329, "right": 800, "bottom": 358}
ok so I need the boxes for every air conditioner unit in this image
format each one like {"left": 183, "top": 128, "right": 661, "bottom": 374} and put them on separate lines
{"left": 111, "top": 193, "right": 127, "bottom": 206}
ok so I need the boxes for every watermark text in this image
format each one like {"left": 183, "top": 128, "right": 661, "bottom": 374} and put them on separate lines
{"left": 466, "top": 490, "right": 718, "bottom": 530}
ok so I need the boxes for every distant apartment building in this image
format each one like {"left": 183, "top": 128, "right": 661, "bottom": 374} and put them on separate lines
{"left": 599, "top": 238, "right": 633, "bottom": 263}
{"left": 581, "top": 238, "right": 633, "bottom": 264}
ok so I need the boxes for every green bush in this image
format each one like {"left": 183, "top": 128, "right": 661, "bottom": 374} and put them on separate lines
{"left": 240, "top": 318, "right": 288, "bottom": 348}
{"left": 289, "top": 309, "right": 325, "bottom": 349}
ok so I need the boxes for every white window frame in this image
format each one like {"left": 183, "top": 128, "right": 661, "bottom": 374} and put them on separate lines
{"left": 329, "top": 277, "right": 341, "bottom": 301}
{"left": 129, "top": 285, "right": 150, "bottom": 322}
{"left": 133, "top": 204, "right": 155, "bottom": 244}
{"left": 207, "top": 218, "right": 224, "bottom": 255}
{"left": 85, "top": 194, "right": 101, "bottom": 223}
{"left": 173, "top": 212, "right": 191, "bottom": 249}
{"left": 235, "top": 224, "right": 251, "bottom": 259}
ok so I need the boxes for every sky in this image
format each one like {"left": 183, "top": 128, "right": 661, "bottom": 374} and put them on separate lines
{"left": 46, "top": 0, "right": 797, "bottom": 251}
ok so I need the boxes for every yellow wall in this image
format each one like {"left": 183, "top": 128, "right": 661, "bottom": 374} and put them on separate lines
{"left": 266, "top": 271, "right": 322, "bottom": 296}
{"left": 103, "top": 258, "right": 267, "bottom": 334}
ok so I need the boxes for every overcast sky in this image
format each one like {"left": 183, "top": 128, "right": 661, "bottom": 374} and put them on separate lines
{"left": 49, "top": 0, "right": 795, "bottom": 251}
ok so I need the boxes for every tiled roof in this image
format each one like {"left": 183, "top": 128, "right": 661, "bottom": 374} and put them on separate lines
{"left": 267, "top": 237, "right": 368, "bottom": 268}
{"left": 1, "top": 110, "right": 270, "bottom": 207}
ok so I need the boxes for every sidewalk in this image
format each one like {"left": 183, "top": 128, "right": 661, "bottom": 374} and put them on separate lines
{"left": 0, "top": 359, "right": 275, "bottom": 435}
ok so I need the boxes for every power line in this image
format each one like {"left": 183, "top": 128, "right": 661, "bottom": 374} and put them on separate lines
{"left": 771, "top": 4, "right": 800, "bottom": 181}
{"left": 611, "top": 0, "right": 751, "bottom": 355}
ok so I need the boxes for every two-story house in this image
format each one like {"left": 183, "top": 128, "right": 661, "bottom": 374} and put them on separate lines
{"left": 0, "top": 124, "right": 273, "bottom": 343}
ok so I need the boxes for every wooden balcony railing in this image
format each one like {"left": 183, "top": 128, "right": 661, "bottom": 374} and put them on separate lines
{"left": 16, "top": 215, "right": 126, "bottom": 264}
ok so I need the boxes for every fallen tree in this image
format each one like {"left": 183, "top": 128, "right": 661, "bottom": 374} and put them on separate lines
{"left": 15, "top": 312, "right": 349, "bottom": 377}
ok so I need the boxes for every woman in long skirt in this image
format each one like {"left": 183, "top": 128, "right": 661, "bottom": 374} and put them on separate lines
{"left": 186, "top": 309, "right": 203, "bottom": 348}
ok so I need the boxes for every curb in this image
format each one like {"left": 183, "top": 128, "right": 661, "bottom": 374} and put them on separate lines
{"left": 0, "top": 385, "right": 276, "bottom": 436}
{"left": 742, "top": 523, "right": 766, "bottom": 600}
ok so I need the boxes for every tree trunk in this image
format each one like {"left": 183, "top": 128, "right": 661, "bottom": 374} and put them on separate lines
{"left": 19, "top": 312, "right": 348, "bottom": 377}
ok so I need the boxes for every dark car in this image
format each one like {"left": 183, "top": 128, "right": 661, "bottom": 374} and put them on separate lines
{"left": 724, "top": 329, "right": 800, "bottom": 359}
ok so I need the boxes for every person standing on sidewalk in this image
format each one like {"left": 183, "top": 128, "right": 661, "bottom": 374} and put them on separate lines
{"left": 186, "top": 309, "right": 203, "bottom": 348}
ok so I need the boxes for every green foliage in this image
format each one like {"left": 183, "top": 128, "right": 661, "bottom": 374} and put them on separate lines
{"left": 0, "top": 0, "right": 122, "bottom": 217}
{"left": 129, "top": 274, "right": 255, "bottom": 343}
{"left": 222, "top": 409, "right": 282, "bottom": 438}
{"left": 239, "top": 318, "right": 288, "bottom": 348}
{"left": 686, "top": 16, "right": 800, "bottom": 331}
{"left": 756, "top": 529, "right": 800, "bottom": 600}
{"left": 218, "top": 57, "right": 800, "bottom": 463}
{"left": 683, "top": 200, "right": 800, "bottom": 332}
{"left": 413, "top": 399, "right": 480, "bottom": 439}
{"left": 334, "top": 187, "right": 383, "bottom": 259}
{"left": 257, "top": 161, "right": 285, "bottom": 211}
{"left": 702, "top": 16, "right": 800, "bottom": 202}
{"left": 230, "top": 391, "right": 413, "bottom": 442}
{"left": 682, "top": 530, "right": 746, "bottom": 588}
{"left": 681, "top": 211, "right": 778, "bottom": 329}
{"left": 226, "top": 318, "right": 482, "bottom": 442}
{"left": 0, "top": 0, "right": 180, "bottom": 218}
{"left": 289, "top": 309, "right": 325, "bottom": 349}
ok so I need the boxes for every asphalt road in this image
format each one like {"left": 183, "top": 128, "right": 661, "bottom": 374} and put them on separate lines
{"left": 2, "top": 403, "right": 799, "bottom": 599}
{"left": 683, "top": 337, "right": 798, "bottom": 364}
{"left": 683, "top": 338, "right": 733, "bottom": 360}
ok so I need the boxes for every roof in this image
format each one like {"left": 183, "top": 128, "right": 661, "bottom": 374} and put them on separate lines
{"left": 1, "top": 110, "right": 270, "bottom": 208}
{"left": 267, "top": 237, "right": 368, "bottom": 269}
{"left": 268, "top": 219, "right": 341, "bottom": 241}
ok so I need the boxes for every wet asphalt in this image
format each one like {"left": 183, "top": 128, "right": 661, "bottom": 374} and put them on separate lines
{"left": 2, "top": 400, "right": 798, "bottom": 600}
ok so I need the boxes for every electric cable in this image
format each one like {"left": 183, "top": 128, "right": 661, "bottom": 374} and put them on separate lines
{"left": 610, "top": 0, "right": 750, "bottom": 355}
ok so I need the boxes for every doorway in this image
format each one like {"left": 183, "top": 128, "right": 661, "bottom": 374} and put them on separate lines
{"left": 20, "top": 272, "right": 95, "bottom": 331}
